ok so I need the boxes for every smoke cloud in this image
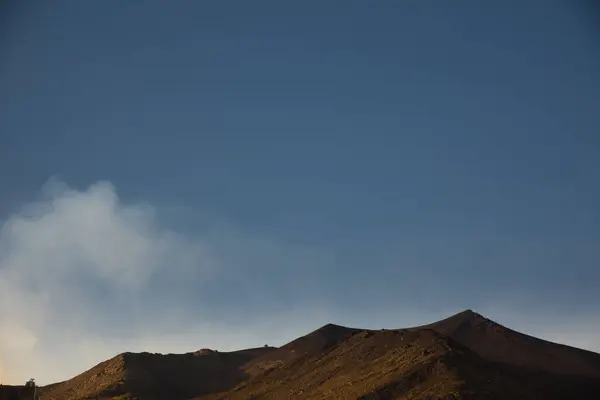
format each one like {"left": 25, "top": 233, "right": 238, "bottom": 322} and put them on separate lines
{"left": 1, "top": 179, "right": 598, "bottom": 385}
{"left": 0, "top": 179, "right": 331, "bottom": 385}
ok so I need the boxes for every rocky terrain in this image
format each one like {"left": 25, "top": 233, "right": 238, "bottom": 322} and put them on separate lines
{"left": 38, "top": 310, "right": 600, "bottom": 399}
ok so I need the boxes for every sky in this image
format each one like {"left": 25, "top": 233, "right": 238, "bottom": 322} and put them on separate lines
{"left": 1, "top": 0, "right": 599, "bottom": 385}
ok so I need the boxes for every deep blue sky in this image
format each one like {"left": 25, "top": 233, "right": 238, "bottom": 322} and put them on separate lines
{"left": 1, "top": 0, "right": 600, "bottom": 383}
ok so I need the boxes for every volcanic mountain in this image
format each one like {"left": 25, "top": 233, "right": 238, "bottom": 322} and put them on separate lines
{"left": 39, "top": 310, "right": 600, "bottom": 400}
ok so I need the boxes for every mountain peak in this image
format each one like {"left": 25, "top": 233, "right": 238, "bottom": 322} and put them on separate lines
{"left": 452, "top": 308, "right": 484, "bottom": 320}
{"left": 411, "top": 309, "right": 491, "bottom": 335}
{"left": 280, "top": 322, "right": 360, "bottom": 354}
{"left": 422, "top": 309, "right": 600, "bottom": 378}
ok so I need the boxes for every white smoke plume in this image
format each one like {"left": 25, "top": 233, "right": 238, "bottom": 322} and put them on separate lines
{"left": 0, "top": 179, "right": 331, "bottom": 385}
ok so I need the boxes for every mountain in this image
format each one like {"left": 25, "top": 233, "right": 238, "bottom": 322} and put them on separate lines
{"left": 416, "top": 309, "right": 600, "bottom": 377}
{"left": 38, "top": 310, "right": 600, "bottom": 399}
{"left": 40, "top": 347, "right": 274, "bottom": 400}
{"left": 243, "top": 323, "right": 361, "bottom": 377}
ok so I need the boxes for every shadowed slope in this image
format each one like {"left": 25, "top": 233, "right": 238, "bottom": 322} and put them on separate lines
{"left": 243, "top": 323, "right": 361, "bottom": 377}
{"left": 201, "top": 329, "right": 465, "bottom": 400}
{"left": 200, "top": 326, "right": 600, "bottom": 400}
{"left": 416, "top": 309, "right": 600, "bottom": 377}
{"left": 0, "top": 385, "right": 37, "bottom": 400}
{"left": 40, "top": 347, "right": 275, "bottom": 400}
{"left": 198, "top": 310, "right": 600, "bottom": 399}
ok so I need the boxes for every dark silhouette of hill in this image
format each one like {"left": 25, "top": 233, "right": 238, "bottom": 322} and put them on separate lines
{"left": 0, "top": 385, "right": 36, "bottom": 400}
{"left": 38, "top": 310, "right": 600, "bottom": 399}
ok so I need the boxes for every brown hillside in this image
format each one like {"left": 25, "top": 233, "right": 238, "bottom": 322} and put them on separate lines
{"left": 39, "top": 310, "right": 600, "bottom": 400}
{"left": 202, "top": 329, "right": 466, "bottom": 400}
{"left": 198, "top": 326, "right": 600, "bottom": 400}
{"left": 40, "top": 347, "right": 274, "bottom": 400}
{"left": 416, "top": 309, "right": 600, "bottom": 377}
{"left": 243, "top": 323, "right": 361, "bottom": 377}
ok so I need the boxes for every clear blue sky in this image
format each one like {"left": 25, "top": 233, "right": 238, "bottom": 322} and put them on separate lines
{"left": 1, "top": 0, "right": 599, "bottom": 384}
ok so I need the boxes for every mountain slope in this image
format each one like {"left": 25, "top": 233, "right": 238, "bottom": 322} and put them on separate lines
{"left": 416, "top": 309, "right": 600, "bottom": 377}
{"left": 41, "top": 354, "right": 127, "bottom": 399}
{"left": 40, "top": 347, "right": 275, "bottom": 400}
{"left": 40, "top": 310, "right": 600, "bottom": 400}
{"left": 201, "top": 329, "right": 467, "bottom": 400}
{"left": 243, "top": 323, "right": 361, "bottom": 378}
{"left": 198, "top": 325, "right": 600, "bottom": 400}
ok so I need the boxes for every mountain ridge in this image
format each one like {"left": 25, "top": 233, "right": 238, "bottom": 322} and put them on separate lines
{"left": 38, "top": 309, "right": 600, "bottom": 399}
